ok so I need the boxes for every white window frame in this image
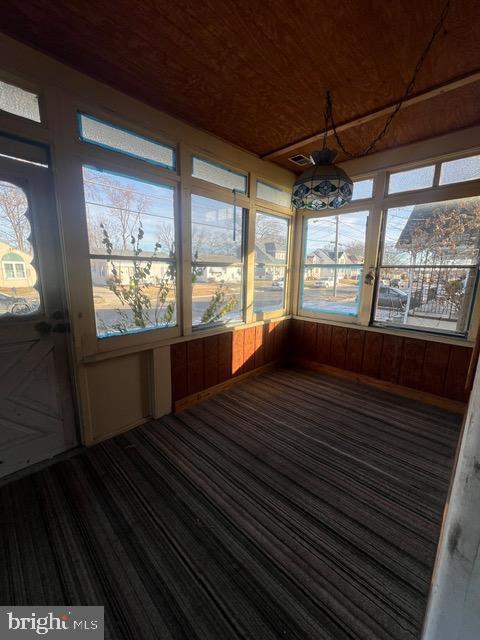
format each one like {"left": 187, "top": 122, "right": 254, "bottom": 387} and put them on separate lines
{"left": 295, "top": 149, "right": 480, "bottom": 342}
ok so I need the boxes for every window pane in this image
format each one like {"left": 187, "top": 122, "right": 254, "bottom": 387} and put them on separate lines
{"left": 191, "top": 194, "right": 244, "bottom": 261}
{"left": 301, "top": 265, "right": 363, "bottom": 316}
{"left": 374, "top": 266, "right": 476, "bottom": 335}
{"left": 301, "top": 211, "right": 368, "bottom": 317}
{"left": 254, "top": 212, "right": 288, "bottom": 314}
{"left": 0, "top": 80, "right": 41, "bottom": 122}
{"left": 192, "top": 266, "right": 243, "bottom": 326}
{"left": 191, "top": 194, "right": 245, "bottom": 327}
{"left": 79, "top": 114, "right": 175, "bottom": 170}
{"left": 256, "top": 180, "right": 291, "bottom": 207}
{"left": 388, "top": 165, "right": 435, "bottom": 194}
{"left": 254, "top": 266, "right": 286, "bottom": 313}
{"left": 255, "top": 212, "right": 288, "bottom": 262}
{"left": 192, "top": 156, "right": 247, "bottom": 193}
{"left": 375, "top": 195, "right": 480, "bottom": 335}
{"left": 83, "top": 166, "right": 175, "bottom": 258}
{"left": 352, "top": 178, "right": 373, "bottom": 200}
{"left": 304, "top": 212, "right": 368, "bottom": 265}
{"left": 382, "top": 197, "right": 480, "bottom": 267}
{"left": 91, "top": 259, "right": 176, "bottom": 337}
{"left": 0, "top": 181, "right": 40, "bottom": 316}
{"left": 440, "top": 155, "right": 480, "bottom": 185}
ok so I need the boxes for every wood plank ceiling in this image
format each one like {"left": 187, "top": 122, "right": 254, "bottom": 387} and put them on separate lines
{"left": 1, "top": 0, "right": 479, "bottom": 171}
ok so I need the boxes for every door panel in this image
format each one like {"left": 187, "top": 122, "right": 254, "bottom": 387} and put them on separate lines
{"left": 0, "top": 139, "right": 76, "bottom": 478}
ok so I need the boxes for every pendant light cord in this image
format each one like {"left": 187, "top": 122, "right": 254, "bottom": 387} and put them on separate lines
{"left": 326, "top": 0, "right": 451, "bottom": 159}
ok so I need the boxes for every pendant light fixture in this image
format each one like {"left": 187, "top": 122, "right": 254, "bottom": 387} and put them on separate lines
{"left": 292, "top": 147, "right": 353, "bottom": 211}
{"left": 292, "top": 0, "right": 451, "bottom": 211}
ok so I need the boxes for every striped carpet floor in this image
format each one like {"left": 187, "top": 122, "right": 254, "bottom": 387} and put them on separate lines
{"left": 0, "top": 368, "right": 462, "bottom": 639}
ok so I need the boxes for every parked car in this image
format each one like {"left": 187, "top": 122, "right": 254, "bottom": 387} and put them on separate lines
{"left": 314, "top": 277, "right": 334, "bottom": 288}
{"left": 0, "top": 292, "right": 37, "bottom": 315}
{"left": 377, "top": 285, "right": 408, "bottom": 310}
{"left": 272, "top": 279, "right": 284, "bottom": 290}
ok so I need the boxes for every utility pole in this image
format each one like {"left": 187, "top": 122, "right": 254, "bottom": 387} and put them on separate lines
{"left": 333, "top": 215, "right": 339, "bottom": 297}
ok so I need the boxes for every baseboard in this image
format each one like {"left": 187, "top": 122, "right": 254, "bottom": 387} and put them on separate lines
{"left": 293, "top": 359, "right": 467, "bottom": 415}
{"left": 174, "top": 361, "right": 280, "bottom": 412}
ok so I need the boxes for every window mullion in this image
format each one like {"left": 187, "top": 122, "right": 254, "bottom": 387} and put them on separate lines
{"left": 179, "top": 143, "right": 193, "bottom": 336}
{"left": 359, "top": 170, "right": 387, "bottom": 326}
{"left": 245, "top": 176, "right": 257, "bottom": 324}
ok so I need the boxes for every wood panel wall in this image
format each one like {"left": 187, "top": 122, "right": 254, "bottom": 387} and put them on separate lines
{"left": 170, "top": 320, "right": 288, "bottom": 403}
{"left": 291, "top": 319, "right": 472, "bottom": 402}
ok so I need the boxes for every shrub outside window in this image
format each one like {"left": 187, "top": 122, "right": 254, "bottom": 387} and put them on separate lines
{"left": 191, "top": 194, "right": 245, "bottom": 327}
{"left": 82, "top": 165, "right": 177, "bottom": 337}
{"left": 254, "top": 212, "right": 289, "bottom": 314}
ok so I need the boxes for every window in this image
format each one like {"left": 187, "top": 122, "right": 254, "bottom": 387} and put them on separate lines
{"left": 0, "top": 80, "right": 41, "bottom": 122}
{"left": 373, "top": 195, "right": 480, "bottom": 335}
{"left": 78, "top": 114, "right": 175, "bottom": 170}
{"left": 254, "top": 212, "right": 289, "bottom": 314}
{"left": 256, "top": 180, "right": 291, "bottom": 208}
{"left": 388, "top": 165, "right": 435, "bottom": 194}
{"left": 82, "top": 166, "right": 177, "bottom": 337}
{"left": 352, "top": 178, "right": 374, "bottom": 200}
{"left": 300, "top": 211, "right": 368, "bottom": 317}
{"left": 0, "top": 182, "right": 40, "bottom": 316}
{"left": 191, "top": 194, "right": 245, "bottom": 327}
{"left": 192, "top": 156, "right": 247, "bottom": 193}
{"left": 440, "top": 154, "right": 480, "bottom": 185}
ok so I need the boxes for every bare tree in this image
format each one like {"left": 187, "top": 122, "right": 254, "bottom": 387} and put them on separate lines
{"left": 83, "top": 170, "right": 147, "bottom": 252}
{"left": 0, "top": 181, "right": 30, "bottom": 252}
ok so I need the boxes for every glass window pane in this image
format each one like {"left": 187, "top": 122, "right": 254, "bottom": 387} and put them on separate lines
{"left": 256, "top": 180, "right": 291, "bottom": 207}
{"left": 301, "top": 265, "right": 363, "bottom": 316}
{"left": 192, "top": 156, "right": 247, "bottom": 193}
{"left": 352, "top": 178, "right": 374, "bottom": 200}
{"left": 191, "top": 194, "right": 245, "bottom": 328}
{"left": 374, "top": 266, "right": 476, "bottom": 335}
{"left": 91, "top": 259, "right": 176, "bottom": 337}
{"left": 301, "top": 211, "right": 368, "bottom": 317}
{"left": 375, "top": 195, "right": 480, "bottom": 335}
{"left": 382, "top": 197, "right": 480, "bottom": 267}
{"left": 192, "top": 266, "right": 243, "bottom": 326}
{"left": 0, "top": 181, "right": 40, "bottom": 316}
{"left": 255, "top": 212, "right": 288, "bottom": 262}
{"left": 83, "top": 166, "right": 175, "bottom": 258}
{"left": 79, "top": 114, "right": 175, "bottom": 170}
{"left": 304, "top": 212, "right": 368, "bottom": 265}
{"left": 440, "top": 155, "right": 480, "bottom": 185}
{"left": 388, "top": 165, "right": 435, "bottom": 194}
{"left": 0, "top": 80, "right": 41, "bottom": 122}
{"left": 254, "top": 212, "right": 288, "bottom": 314}
{"left": 191, "top": 194, "right": 244, "bottom": 261}
{"left": 254, "top": 266, "right": 286, "bottom": 313}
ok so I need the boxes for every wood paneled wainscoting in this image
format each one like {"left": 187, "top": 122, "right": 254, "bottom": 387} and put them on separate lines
{"left": 290, "top": 319, "right": 472, "bottom": 408}
{"left": 171, "top": 320, "right": 289, "bottom": 411}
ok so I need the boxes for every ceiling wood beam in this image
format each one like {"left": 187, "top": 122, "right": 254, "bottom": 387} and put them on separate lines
{"left": 261, "top": 70, "right": 480, "bottom": 160}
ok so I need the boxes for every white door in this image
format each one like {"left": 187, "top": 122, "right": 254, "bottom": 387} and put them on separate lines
{"left": 0, "top": 138, "right": 76, "bottom": 478}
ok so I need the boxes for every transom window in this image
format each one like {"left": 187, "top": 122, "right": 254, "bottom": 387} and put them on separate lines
{"left": 78, "top": 113, "right": 176, "bottom": 170}
{"left": 82, "top": 165, "right": 177, "bottom": 337}
{"left": 254, "top": 212, "right": 289, "bottom": 314}
{"left": 191, "top": 194, "right": 245, "bottom": 327}
{"left": 0, "top": 80, "right": 41, "bottom": 123}
{"left": 300, "top": 211, "right": 368, "bottom": 317}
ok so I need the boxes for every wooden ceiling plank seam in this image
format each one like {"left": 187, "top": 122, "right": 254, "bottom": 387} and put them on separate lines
{"left": 262, "top": 69, "right": 480, "bottom": 160}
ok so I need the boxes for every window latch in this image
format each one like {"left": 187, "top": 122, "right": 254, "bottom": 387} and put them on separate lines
{"left": 364, "top": 268, "right": 376, "bottom": 285}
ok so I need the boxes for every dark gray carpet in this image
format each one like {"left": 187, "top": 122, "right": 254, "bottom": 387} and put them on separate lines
{"left": 0, "top": 368, "right": 462, "bottom": 639}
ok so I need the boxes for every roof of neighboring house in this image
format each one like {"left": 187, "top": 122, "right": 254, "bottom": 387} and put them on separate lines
{"left": 307, "top": 248, "right": 357, "bottom": 264}
{"left": 397, "top": 199, "right": 480, "bottom": 248}
{"left": 255, "top": 244, "right": 285, "bottom": 265}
